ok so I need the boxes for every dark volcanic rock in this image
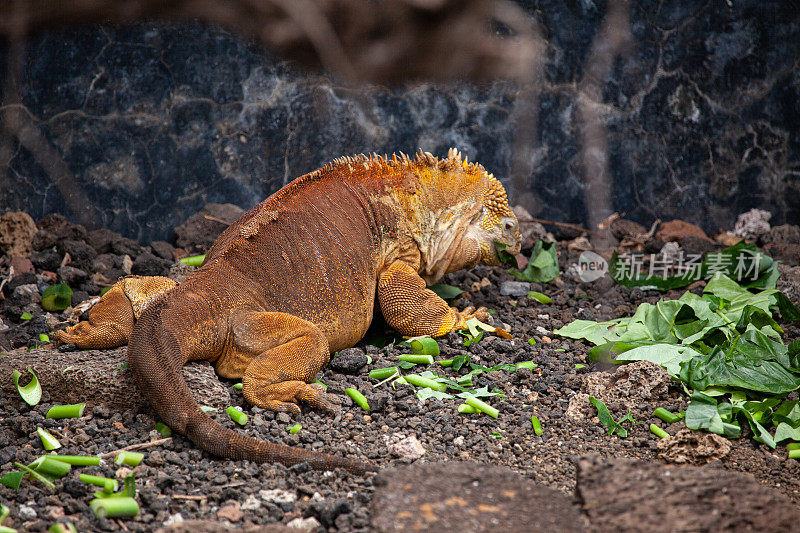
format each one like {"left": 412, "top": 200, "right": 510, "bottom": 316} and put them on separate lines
{"left": 329, "top": 348, "right": 369, "bottom": 374}
{"left": 371, "top": 462, "right": 584, "bottom": 532}
{"left": 576, "top": 455, "right": 800, "bottom": 532}
{"left": 2, "top": 5, "right": 798, "bottom": 242}
{"left": 131, "top": 251, "right": 172, "bottom": 276}
{"left": 175, "top": 203, "right": 244, "bottom": 251}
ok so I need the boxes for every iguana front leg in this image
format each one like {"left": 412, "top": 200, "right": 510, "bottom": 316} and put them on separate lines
{"left": 377, "top": 261, "right": 489, "bottom": 337}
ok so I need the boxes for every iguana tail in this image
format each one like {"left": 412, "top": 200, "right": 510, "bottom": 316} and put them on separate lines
{"left": 127, "top": 301, "right": 376, "bottom": 475}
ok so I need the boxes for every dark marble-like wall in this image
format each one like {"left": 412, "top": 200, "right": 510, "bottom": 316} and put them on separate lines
{"left": 2, "top": 1, "right": 798, "bottom": 243}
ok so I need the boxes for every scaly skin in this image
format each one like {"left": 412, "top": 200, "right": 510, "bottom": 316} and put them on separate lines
{"left": 55, "top": 148, "right": 521, "bottom": 474}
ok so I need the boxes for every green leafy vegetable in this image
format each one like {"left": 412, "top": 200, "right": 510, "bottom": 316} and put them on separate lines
{"left": 429, "top": 283, "right": 464, "bottom": 300}
{"left": 508, "top": 240, "right": 559, "bottom": 283}
{"left": 589, "top": 396, "right": 633, "bottom": 438}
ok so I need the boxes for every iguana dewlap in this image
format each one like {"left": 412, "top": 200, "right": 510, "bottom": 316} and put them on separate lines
{"left": 55, "top": 149, "right": 521, "bottom": 474}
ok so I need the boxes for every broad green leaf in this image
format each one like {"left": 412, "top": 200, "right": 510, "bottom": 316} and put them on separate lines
{"left": 429, "top": 283, "right": 464, "bottom": 300}
{"left": 508, "top": 240, "right": 559, "bottom": 283}
{"left": 774, "top": 422, "right": 800, "bottom": 443}
{"left": 614, "top": 344, "right": 701, "bottom": 377}
{"left": 554, "top": 320, "right": 618, "bottom": 345}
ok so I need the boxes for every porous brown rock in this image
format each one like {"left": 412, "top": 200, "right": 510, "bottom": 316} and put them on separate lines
{"left": 0, "top": 211, "right": 38, "bottom": 258}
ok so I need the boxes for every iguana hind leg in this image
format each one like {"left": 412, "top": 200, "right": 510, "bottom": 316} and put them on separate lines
{"left": 54, "top": 276, "right": 177, "bottom": 349}
{"left": 219, "top": 310, "right": 338, "bottom": 415}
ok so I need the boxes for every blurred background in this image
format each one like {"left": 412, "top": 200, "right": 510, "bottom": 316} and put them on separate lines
{"left": 1, "top": 0, "right": 798, "bottom": 244}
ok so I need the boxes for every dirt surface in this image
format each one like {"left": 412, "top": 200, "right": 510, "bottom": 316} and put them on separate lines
{"left": 1, "top": 214, "right": 800, "bottom": 531}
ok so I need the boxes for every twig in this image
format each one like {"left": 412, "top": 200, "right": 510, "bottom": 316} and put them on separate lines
{"left": 172, "top": 494, "right": 207, "bottom": 501}
{"left": 99, "top": 437, "right": 173, "bottom": 458}
{"left": 519, "top": 218, "right": 597, "bottom": 236}
{"left": 202, "top": 215, "right": 232, "bottom": 226}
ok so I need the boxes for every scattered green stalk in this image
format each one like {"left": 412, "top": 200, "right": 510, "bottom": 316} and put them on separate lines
{"left": 516, "top": 361, "right": 537, "bottom": 371}
{"left": 46, "top": 404, "right": 86, "bottom": 419}
{"left": 233, "top": 383, "right": 243, "bottom": 391}
{"left": 438, "top": 358, "right": 454, "bottom": 367}
{"left": 369, "top": 367, "right": 399, "bottom": 380}
{"left": 179, "top": 254, "right": 205, "bottom": 267}
{"left": 650, "top": 424, "right": 669, "bottom": 439}
{"left": 155, "top": 423, "right": 172, "bottom": 437}
{"left": 0, "top": 525, "right": 16, "bottom": 532}
{"left": 29, "top": 456, "right": 71, "bottom": 478}
{"left": 787, "top": 443, "right": 800, "bottom": 451}
{"left": 403, "top": 374, "right": 447, "bottom": 392}
{"left": 12, "top": 368, "right": 42, "bottom": 406}
{"left": 789, "top": 450, "right": 800, "bottom": 460}
{"left": 14, "top": 462, "right": 55, "bottom": 490}
{"left": 527, "top": 291, "right": 552, "bottom": 304}
{"left": 398, "top": 354, "right": 434, "bottom": 365}
{"left": 457, "top": 403, "right": 479, "bottom": 414}
{"left": 89, "top": 497, "right": 139, "bottom": 518}
{"left": 345, "top": 388, "right": 370, "bottom": 411}
{"left": 226, "top": 407, "right": 248, "bottom": 425}
{"left": 531, "top": 415, "right": 543, "bottom": 436}
{"left": 199, "top": 405, "right": 217, "bottom": 413}
{"left": 287, "top": 424, "right": 302, "bottom": 434}
{"left": 114, "top": 451, "right": 144, "bottom": 467}
{"left": 408, "top": 337, "right": 440, "bottom": 356}
{"left": 464, "top": 397, "right": 499, "bottom": 418}
{"left": 653, "top": 407, "right": 683, "bottom": 424}
{"left": 79, "top": 474, "right": 118, "bottom": 493}
{"left": 37, "top": 427, "right": 61, "bottom": 451}
{"left": 0, "top": 503, "right": 9, "bottom": 523}
{"left": 39, "top": 333, "right": 50, "bottom": 343}
{"left": 20, "top": 312, "right": 32, "bottom": 320}
{"left": 46, "top": 455, "right": 100, "bottom": 466}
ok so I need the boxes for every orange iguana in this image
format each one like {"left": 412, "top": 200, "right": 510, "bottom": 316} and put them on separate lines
{"left": 55, "top": 148, "right": 521, "bottom": 474}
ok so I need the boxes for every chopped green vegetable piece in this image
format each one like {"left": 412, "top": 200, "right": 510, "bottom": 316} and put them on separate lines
{"left": 528, "top": 338, "right": 536, "bottom": 345}
{"left": 404, "top": 374, "right": 447, "bottom": 392}
{"left": 345, "top": 388, "right": 370, "bottom": 411}
{"left": 516, "top": 361, "right": 537, "bottom": 371}
{"left": 787, "top": 442, "right": 800, "bottom": 451}
{"left": 233, "top": 383, "right": 243, "bottom": 391}
{"left": 155, "top": 423, "right": 172, "bottom": 437}
{"left": 114, "top": 451, "right": 144, "bottom": 467}
{"left": 369, "top": 367, "right": 399, "bottom": 380}
{"left": 14, "top": 462, "right": 55, "bottom": 490}
{"left": 398, "top": 353, "right": 434, "bottom": 365}
{"left": 0, "top": 471, "right": 23, "bottom": 490}
{"left": 89, "top": 497, "right": 139, "bottom": 518}
{"left": 653, "top": 407, "right": 683, "bottom": 424}
{"left": 46, "top": 455, "right": 100, "bottom": 466}
{"left": 650, "top": 424, "right": 669, "bottom": 439}
{"left": 199, "top": 405, "right": 217, "bottom": 413}
{"left": 464, "top": 396, "right": 499, "bottom": 418}
{"left": 531, "top": 415, "right": 543, "bottom": 436}
{"left": 311, "top": 379, "right": 327, "bottom": 390}
{"left": 29, "top": 456, "right": 71, "bottom": 478}
{"left": 179, "top": 254, "right": 205, "bottom": 267}
{"left": 46, "top": 404, "right": 86, "bottom": 419}
{"left": 37, "top": 427, "right": 61, "bottom": 451}
{"left": 0, "top": 525, "right": 16, "bottom": 533}
{"left": 574, "top": 364, "right": 586, "bottom": 369}
{"left": 287, "top": 424, "right": 302, "bottom": 434}
{"left": 20, "top": 312, "right": 33, "bottom": 320}
{"left": 408, "top": 337, "right": 440, "bottom": 356}
{"left": 0, "top": 504, "right": 8, "bottom": 523}
{"left": 789, "top": 450, "right": 800, "bottom": 460}
{"left": 41, "top": 283, "right": 73, "bottom": 312}
{"left": 527, "top": 291, "right": 552, "bottom": 304}
{"left": 457, "top": 403, "right": 479, "bottom": 414}
{"left": 438, "top": 358, "right": 454, "bottom": 367}
{"left": 12, "top": 368, "right": 42, "bottom": 406}
{"left": 225, "top": 406, "right": 248, "bottom": 425}
{"left": 38, "top": 333, "right": 50, "bottom": 343}
{"left": 589, "top": 396, "right": 632, "bottom": 438}
{"left": 79, "top": 473, "right": 118, "bottom": 493}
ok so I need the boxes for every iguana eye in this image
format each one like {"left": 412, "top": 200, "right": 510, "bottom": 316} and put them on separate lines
{"left": 502, "top": 217, "right": 516, "bottom": 232}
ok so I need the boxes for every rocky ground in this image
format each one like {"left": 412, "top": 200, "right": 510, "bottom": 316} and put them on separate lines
{"left": 1, "top": 207, "right": 799, "bottom": 532}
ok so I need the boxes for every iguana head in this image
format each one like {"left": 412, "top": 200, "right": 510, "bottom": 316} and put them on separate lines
{"left": 387, "top": 148, "right": 522, "bottom": 283}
